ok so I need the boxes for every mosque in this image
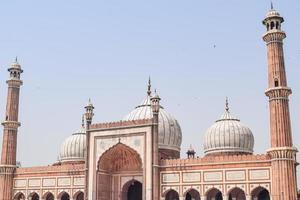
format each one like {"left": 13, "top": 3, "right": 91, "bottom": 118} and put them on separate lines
{"left": 0, "top": 6, "right": 298, "bottom": 200}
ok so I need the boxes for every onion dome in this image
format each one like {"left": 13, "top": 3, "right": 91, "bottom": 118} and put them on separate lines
{"left": 123, "top": 79, "right": 182, "bottom": 152}
{"left": 203, "top": 99, "right": 254, "bottom": 155}
{"left": 58, "top": 116, "right": 86, "bottom": 163}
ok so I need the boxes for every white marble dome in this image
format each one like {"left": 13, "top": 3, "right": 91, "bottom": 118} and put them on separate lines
{"left": 123, "top": 94, "right": 182, "bottom": 152}
{"left": 203, "top": 102, "right": 254, "bottom": 155}
{"left": 58, "top": 126, "right": 86, "bottom": 163}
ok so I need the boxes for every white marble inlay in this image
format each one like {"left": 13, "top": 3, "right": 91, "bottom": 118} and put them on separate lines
{"left": 183, "top": 172, "right": 201, "bottom": 182}
{"left": 226, "top": 171, "right": 245, "bottom": 181}
{"left": 204, "top": 171, "right": 222, "bottom": 182}
{"left": 162, "top": 173, "right": 180, "bottom": 183}
{"left": 249, "top": 169, "right": 270, "bottom": 180}
{"left": 14, "top": 179, "right": 26, "bottom": 188}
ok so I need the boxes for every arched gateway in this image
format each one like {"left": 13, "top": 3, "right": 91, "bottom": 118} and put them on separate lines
{"left": 97, "top": 143, "right": 143, "bottom": 200}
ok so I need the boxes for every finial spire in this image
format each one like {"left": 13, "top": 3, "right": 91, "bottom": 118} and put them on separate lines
{"left": 271, "top": 1, "right": 274, "bottom": 10}
{"left": 15, "top": 56, "right": 18, "bottom": 63}
{"left": 82, "top": 114, "right": 85, "bottom": 128}
{"left": 147, "top": 76, "right": 152, "bottom": 96}
{"left": 225, "top": 97, "right": 229, "bottom": 112}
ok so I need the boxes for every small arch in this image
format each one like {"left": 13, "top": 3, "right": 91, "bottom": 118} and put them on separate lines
{"left": 251, "top": 186, "right": 270, "bottom": 200}
{"left": 270, "top": 21, "right": 275, "bottom": 30}
{"left": 165, "top": 189, "right": 179, "bottom": 200}
{"left": 275, "top": 21, "right": 279, "bottom": 29}
{"left": 274, "top": 79, "right": 279, "bottom": 87}
{"left": 266, "top": 23, "right": 270, "bottom": 31}
{"left": 227, "top": 187, "right": 246, "bottom": 200}
{"left": 184, "top": 189, "right": 200, "bottom": 200}
{"left": 57, "top": 192, "right": 70, "bottom": 200}
{"left": 14, "top": 192, "right": 25, "bottom": 200}
{"left": 28, "top": 192, "right": 40, "bottom": 200}
{"left": 73, "top": 191, "right": 84, "bottom": 200}
{"left": 43, "top": 192, "right": 55, "bottom": 200}
{"left": 206, "top": 188, "right": 223, "bottom": 200}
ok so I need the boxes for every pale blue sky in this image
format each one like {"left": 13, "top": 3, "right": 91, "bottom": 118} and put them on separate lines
{"left": 0, "top": 0, "right": 299, "bottom": 183}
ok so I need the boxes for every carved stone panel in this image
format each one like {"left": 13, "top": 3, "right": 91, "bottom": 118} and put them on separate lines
{"left": 57, "top": 177, "right": 71, "bottom": 186}
{"left": 28, "top": 179, "right": 41, "bottom": 187}
{"left": 74, "top": 177, "right": 84, "bottom": 186}
{"left": 162, "top": 173, "right": 180, "bottom": 183}
{"left": 182, "top": 172, "right": 201, "bottom": 183}
{"left": 249, "top": 169, "right": 270, "bottom": 180}
{"left": 14, "top": 179, "right": 27, "bottom": 188}
{"left": 226, "top": 171, "right": 245, "bottom": 181}
{"left": 43, "top": 178, "right": 56, "bottom": 187}
{"left": 203, "top": 171, "right": 222, "bottom": 182}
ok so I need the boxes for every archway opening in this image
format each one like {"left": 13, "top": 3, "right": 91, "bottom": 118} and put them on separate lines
{"left": 58, "top": 192, "right": 70, "bottom": 200}
{"left": 251, "top": 187, "right": 270, "bottom": 200}
{"left": 228, "top": 187, "right": 246, "bottom": 200}
{"left": 74, "top": 192, "right": 84, "bottom": 200}
{"left": 97, "top": 143, "right": 143, "bottom": 200}
{"left": 29, "top": 193, "right": 40, "bottom": 200}
{"left": 185, "top": 189, "right": 200, "bottom": 200}
{"left": 165, "top": 190, "right": 179, "bottom": 200}
{"left": 126, "top": 181, "right": 142, "bottom": 200}
{"left": 14, "top": 193, "right": 25, "bottom": 200}
{"left": 44, "top": 193, "right": 54, "bottom": 200}
{"left": 206, "top": 188, "right": 223, "bottom": 200}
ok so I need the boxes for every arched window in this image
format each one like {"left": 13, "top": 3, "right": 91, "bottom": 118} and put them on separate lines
{"left": 185, "top": 189, "right": 200, "bottom": 200}
{"left": 266, "top": 23, "right": 270, "bottom": 31}
{"left": 28, "top": 193, "right": 40, "bottom": 200}
{"left": 274, "top": 79, "right": 279, "bottom": 87}
{"left": 251, "top": 186, "right": 270, "bottom": 200}
{"left": 58, "top": 192, "right": 70, "bottom": 200}
{"left": 73, "top": 192, "right": 84, "bottom": 200}
{"left": 165, "top": 190, "right": 179, "bottom": 200}
{"left": 276, "top": 21, "right": 279, "bottom": 29}
{"left": 14, "top": 192, "right": 25, "bottom": 200}
{"left": 206, "top": 188, "right": 223, "bottom": 200}
{"left": 270, "top": 21, "right": 275, "bottom": 30}
{"left": 228, "top": 187, "right": 246, "bottom": 200}
{"left": 44, "top": 193, "right": 54, "bottom": 200}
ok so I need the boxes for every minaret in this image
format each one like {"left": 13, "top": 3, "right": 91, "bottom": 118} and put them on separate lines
{"left": 151, "top": 91, "right": 160, "bottom": 200}
{"left": 0, "top": 58, "right": 23, "bottom": 200}
{"left": 84, "top": 99, "right": 94, "bottom": 200}
{"left": 262, "top": 6, "right": 298, "bottom": 200}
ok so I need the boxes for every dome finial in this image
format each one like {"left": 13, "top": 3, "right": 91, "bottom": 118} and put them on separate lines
{"left": 147, "top": 76, "right": 152, "bottom": 96}
{"left": 225, "top": 97, "right": 229, "bottom": 112}
{"left": 270, "top": 1, "right": 274, "bottom": 10}
{"left": 82, "top": 114, "right": 85, "bottom": 128}
{"left": 15, "top": 56, "right": 18, "bottom": 63}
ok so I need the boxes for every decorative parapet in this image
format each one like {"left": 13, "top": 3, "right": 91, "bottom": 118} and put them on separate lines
{"left": 160, "top": 154, "right": 270, "bottom": 166}
{"left": 90, "top": 118, "right": 153, "bottom": 130}
{"left": 15, "top": 163, "right": 84, "bottom": 176}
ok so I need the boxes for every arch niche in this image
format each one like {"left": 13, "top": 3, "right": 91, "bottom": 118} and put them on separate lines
{"left": 28, "top": 192, "right": 40, "bottom": 200}
{"left": 185, "top": 189, "right": 200, "bottom": 200}
{"left": 14, "top": 192, "right": 25, "bottom": 200}
{"left": 251, "top": 187, "right": 270, "bottom": 200}
{"left": 97, "top": 143, "right": 143, "bottom": 200}
{"left": 228, "top": 187, "right": 246, "bottom": 200}
{"left": 206, "top": 188, "right": 223, "bottom": 200}
{"left": 43, "top": 192, "right": 54, "bottom": 200}
{"left": 165, "top": 189, "right": 179, "bottom": 200}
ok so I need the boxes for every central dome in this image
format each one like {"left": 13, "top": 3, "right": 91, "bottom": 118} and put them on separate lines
{"left": 123, "top": 81, "right": 182, "bottom": 154}
{"left": 203, "top": 100, "right": 254, "bottom": 156}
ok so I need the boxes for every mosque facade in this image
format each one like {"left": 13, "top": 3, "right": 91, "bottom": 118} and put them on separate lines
{"left": 0, "top": 7, "right": 298, "bottom": 200}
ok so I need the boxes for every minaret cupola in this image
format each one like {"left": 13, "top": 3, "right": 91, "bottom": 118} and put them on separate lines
{"left": 263, "top": 3, "right": 284, "bottom": 32}
{"left": 8, "top": 57, "right": 23, "bottom": 80}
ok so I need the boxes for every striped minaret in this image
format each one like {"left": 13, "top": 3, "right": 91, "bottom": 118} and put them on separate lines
{"left": 0, "top": 58, "right": 23, "bottom": 200}
{"left": 262, "top": 6, "right": 298, "bottom": 200}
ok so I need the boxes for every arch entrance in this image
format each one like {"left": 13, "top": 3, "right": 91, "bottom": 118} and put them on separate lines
{"left": 251, "top": 187, "right": 270, "bottom": 200}
{"left": 185, "top": 189, "right": 200, "bottom": 200}
{"left": 206, "top": 188, "right": 223, "bottom": 200}
{"left": 97, "top": 143, "right": 143, "bottom": 200}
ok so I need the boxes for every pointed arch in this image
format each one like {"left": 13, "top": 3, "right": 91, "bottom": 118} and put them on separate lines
{"left": 251, "top": 186, "right": 270, "bottom": 200}
{"left": 28, "top": 192, "right": 40, "bottom": 200}
{"left": 227, "top": 187, "right": 246, "bottom": 200}
{"left": 13, "top": 192, "right": 25, "bottom": 200}
{"left": 121, "top": 179, "right": 142, "bottom": 200}
{"left": 184, "top": 188, "right": 200, "bottom": 200}
{"left": 98, "top": 142, "right": 142, "bottom": 172}
{"left": 206, "top": 188, "right": 223, "bottom": 200}
{"left": 73, "top": 191, "right": 84, "bottom": 200}
{"left": 42, "top": 192, "right": 54, "bottom": 200}
{"left": 57, "top": 191, "right": 70, "bottom": 200}
{"left": 164, "top": 189, "right": 179, "bottom": 200}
